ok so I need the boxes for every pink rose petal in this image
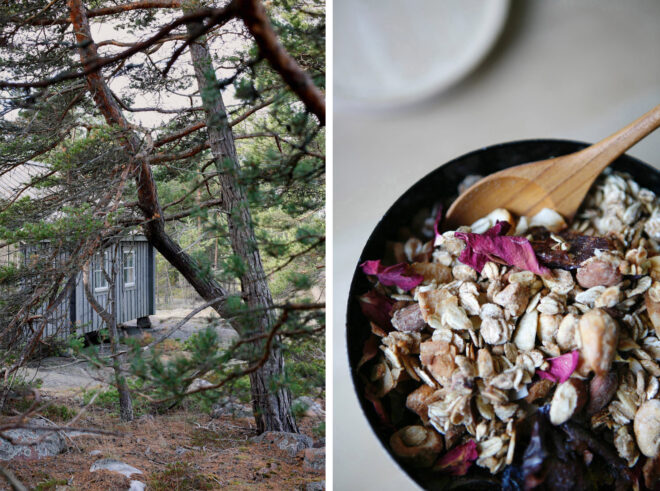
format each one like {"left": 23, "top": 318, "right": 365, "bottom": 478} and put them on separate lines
{"left": 537, "top": 351, "right": 580, "bottom": 384}
{"left": 358, "top": 290, "right": 394, "bottom": 330}
{"left": 455, "top": 221, "right": 550, "bottom": 276}
{"left": 360, "top": 259, "right": 424, "bottom": 291}
{"left": 434, "top": 439, "right": 479, "bottom": 476}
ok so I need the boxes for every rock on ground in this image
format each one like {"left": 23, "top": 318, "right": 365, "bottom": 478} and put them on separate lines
{"left": 251, "top": 431, "right": 313, "bottom": 458}
{"left": 303, "top": 447, "right": 325, "bottom": 472}
{"left": 128, "top": 481, "right": 146, "bottom": 491}
{"left": 0, "top": 419, "right": 66, "bottom": 461}
{"left": 210, "top": 400, "right": 253, "bottom": 419}
{"left": 293, "top": 396, "right": 325, "bottom": 418}
{"left": 306, "top": 481, "right": 326, "bottom": 491}
{"left": 90, "top": 459, "right": 142, "bottom": 478}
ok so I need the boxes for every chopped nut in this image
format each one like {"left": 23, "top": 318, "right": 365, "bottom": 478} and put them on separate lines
{"left": 614, "top": 425, "right": 640, "bottom": 467}
{"left": 537, "top": 292, "right": 566, "bottom": 315}
{"left": 391, "top": 304, "right": 426, "bottom": 332}
{"left": 458, "top": 281, "right": 481, "bottom": 316}
{"left": 576, "top": 256, "right": 623, "bottom": 288}
{"left": 549, "top": 379, "right": 587, "bottom": 425}
{"left": 477, "top": 348, "right": 495, "bottom": 378}
{"left": 578, "top": 308, "right": 619, "bottom": 375}
{"left": 420, "top": 340, "right": 458, "bottom": 382}
{"left": 410, "top": 262, "right": 452, "bottom": 284}
{"left": 529, "top": 208, "right": 567, "bottom": 232}
{"left": 470, "top": 208, "right": 515, "bottom": 234}
{"left": 556, "top": 313, "right": 581, "bottom": 351}
{"left": 634, "top": 399, "right": 660, "bottom": 457}
{"left": 587, "top": 371, "right": 619, "bottom": 415}
{"left": 452, "top": 264, "right": 478, "bottom": 282}
{"left": 594, "top": 285, "right": 622, "bottom": 308}
{"left": 390, "top": 425, "right": 444, "bottom": 468}
{"left": 542, "top": 269, "right": 575, "bottom": 295}
{"left": 538, "top": 314, "right": 561, "bottom": 346}
{"left": 406, "top": 385, "right": 441, "bottom": 424}
{"left": 481, "top": 316, "right": 512, "bottom": 346}
{"left": 512, "top": 310, "right": 538, "bottom": 351}
{"left": 493, "top": 282, "right": 529, "bottom": 317}
{"left": 574, "top": 286, "right": 606, "bottom": 307}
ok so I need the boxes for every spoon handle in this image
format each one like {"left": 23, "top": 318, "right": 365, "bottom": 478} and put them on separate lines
{"left": 574, "top": 103, "right": 660, "bottom": 174}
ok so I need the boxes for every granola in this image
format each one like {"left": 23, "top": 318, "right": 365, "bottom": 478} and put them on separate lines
{"left": 357, "top": 171, "right": 660, "bottom": 482}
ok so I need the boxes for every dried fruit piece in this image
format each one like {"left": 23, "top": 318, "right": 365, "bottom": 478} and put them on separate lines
{"left": 525, "top": 379, "right": 554, "bottom": 404}
{"left": 360, "top": 260, "right": 424, "bottom": 291}
{"left": 531, "top": 229, "right": 617, "bottom": 270}
{"left": 549, "top": 379, "right": 587, "bottom": 425}
{"left": 587, "top": 371, "right": 618, "bottom": 415}
{"left": 391, "top": 303, "right": 426, "bottom": 332}
{"left": 578, "top": 308, "right": 619, "bottom": 375}
{"left": 634, "top": 399, "right": 660, "bottom": 457}
{"left": 390, "top": 425, "right": 444, "bottom": 468}
{"left": 576, "top": 256, "right": 623, "bottom": 288}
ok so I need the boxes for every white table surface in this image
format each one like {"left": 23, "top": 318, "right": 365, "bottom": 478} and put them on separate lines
{"left": 333, "top": 1, "right": 660, "bottom": 489}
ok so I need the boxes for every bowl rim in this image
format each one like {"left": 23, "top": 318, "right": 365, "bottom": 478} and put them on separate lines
{"left": 344, "top": 137, "right": 660, "bottom": 488}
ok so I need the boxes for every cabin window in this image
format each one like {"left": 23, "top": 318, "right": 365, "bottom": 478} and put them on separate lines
{"left": 93, "top": 253, "right": 109, "bottom": 292}
{"left": 123, "top": 250, "right": 135, "bottom": 287}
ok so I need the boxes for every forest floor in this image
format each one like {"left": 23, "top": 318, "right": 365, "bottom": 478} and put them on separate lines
{"left": 3, "top": 309, "right": 325, "bottom": 490}
{"left": 4, "top": 403, "right": 325, "bottom": 490}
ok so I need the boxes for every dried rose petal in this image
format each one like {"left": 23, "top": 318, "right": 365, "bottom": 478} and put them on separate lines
{"left": 455, "top": 221, "right": 550, "bottom": 276}
{"left": 361, "top": 260, "right": 424, "bottom": 291}
{"left": 358, "top": 290, "right": 394, "bottom": 330}
{"left": 433, "top": 205, "right": 444, "bottom": 239}
{"left": 434, "top": 439, "right": 478, "bottom": 476}
{"left": 364, "top": 384, "right": 391, "bottom": 427}
{"left": 358, "top": 335, "right": 381, "bottom": 370}
{"left": 537, "top": 350, "right": 580, "bottom": 384}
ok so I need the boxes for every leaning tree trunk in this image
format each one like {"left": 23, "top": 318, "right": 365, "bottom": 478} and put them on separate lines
{"left": 185, "top": 8, "right": 298, "bottom": 434}
{"left": 68, "top": 0, "right": 297, "bottom": 432}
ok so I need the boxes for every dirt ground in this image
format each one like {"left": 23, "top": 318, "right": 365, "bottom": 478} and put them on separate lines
{"left": 4, "top": 308, "right": 324, "bottom": 490}
{"left": 4, "top": 403, "right": 325, "bottom": 490}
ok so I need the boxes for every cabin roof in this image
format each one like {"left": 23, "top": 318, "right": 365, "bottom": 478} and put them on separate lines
{"left": 0, "top": 161, "right": 51, "bottom": 200}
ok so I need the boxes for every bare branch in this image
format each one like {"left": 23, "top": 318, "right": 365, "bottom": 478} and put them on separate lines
{"left": 237, "top": 0, "right": 325, "bottom": 125}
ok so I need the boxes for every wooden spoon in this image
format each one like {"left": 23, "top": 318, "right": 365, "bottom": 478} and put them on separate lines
{"left": 445, "top": 104, "right": 660, "bottom": 229}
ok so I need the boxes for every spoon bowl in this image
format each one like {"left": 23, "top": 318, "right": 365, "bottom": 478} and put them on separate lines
{"left": 445, "top": 104, "right": 660, "bottom": 229}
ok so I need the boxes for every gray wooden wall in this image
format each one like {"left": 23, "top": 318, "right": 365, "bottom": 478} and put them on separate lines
{"left": 22, "top": 237, "right": 155, "bottom": 339}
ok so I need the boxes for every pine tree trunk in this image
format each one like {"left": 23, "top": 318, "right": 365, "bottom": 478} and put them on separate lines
{"left": 185, "top": 10, "right": 298, "bottom": 433}
{"left": 68, "top": 0, "right": 297, "bottom": 433}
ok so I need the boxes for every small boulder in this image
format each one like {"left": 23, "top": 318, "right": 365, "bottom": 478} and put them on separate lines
{"left": 251, "top": 431, "right": 313, "bottom": 458}
{"left": 90, "top": 459, "right": 142, "bottom": 478}
{"left": 210, "top": 400, "right": 252, "bottom": 419}
{"left": 306, "top": 481, "right": 326, "bottom": 491}
{"left": 0, "top": 419, "right": 66, "bottom": 461}
{"left": 293, "top": 397, "right": 325, "bottom": 418}
{"left": 303, "top": 447, "right": 325, "bottom": 472}
{"left": 128, "top": 481, "right": 146, "bottom": 491}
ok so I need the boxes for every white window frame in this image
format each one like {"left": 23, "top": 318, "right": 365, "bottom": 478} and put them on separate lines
{"left": 123, "top": 249, "right": 136, "bottom": 288}
{"left": 93, "top": 252, "right": 109, "bottom": 292}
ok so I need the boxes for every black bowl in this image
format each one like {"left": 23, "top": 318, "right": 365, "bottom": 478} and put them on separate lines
{"left": 345, "top": 139, "right": 660, "bottom": 490}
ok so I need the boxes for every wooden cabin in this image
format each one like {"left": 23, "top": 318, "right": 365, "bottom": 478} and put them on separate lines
{"left": 1, "top": 163, "right": 156, "bottom": 339}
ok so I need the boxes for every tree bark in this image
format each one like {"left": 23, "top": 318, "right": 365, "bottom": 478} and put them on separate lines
{"left": 81, "top": 253, "right": 133, "bottom": 422}
{"left": 185, "top": 8, "right": 298, "bottom": 434}
{"left": 68, "top": 0, "right": 298, "bottom": 432}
